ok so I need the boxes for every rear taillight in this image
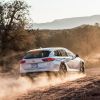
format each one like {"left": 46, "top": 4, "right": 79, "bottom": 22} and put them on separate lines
{"left": 42, "top": 58, "right": 55, "bottom": 62}
{"left": 20, "top": 60, "right": 26, "bottom": 64}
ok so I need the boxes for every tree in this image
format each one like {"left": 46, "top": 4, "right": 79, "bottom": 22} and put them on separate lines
{"left": 34, "top": 29, "right": 43, "bottom": 48}
{"left": 0, "top": 0, "right": 31, "bottom": 52}
{"left": 0, "top": 3, "right": 5, "bottom": 52}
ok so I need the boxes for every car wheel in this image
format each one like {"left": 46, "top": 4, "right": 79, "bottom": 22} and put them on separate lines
{"left": 59, "top": 63, "right": 67, "bottom": 75}
{"left": 80, "top": 62, "right": 85, "bottom": 73}
{"left": 20, "top": 73, "right": 26, "bottom": 77}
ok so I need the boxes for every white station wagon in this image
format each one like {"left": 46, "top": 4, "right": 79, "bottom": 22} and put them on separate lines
{"left": 20, "top": 47, "right": 85, "bottom": 75}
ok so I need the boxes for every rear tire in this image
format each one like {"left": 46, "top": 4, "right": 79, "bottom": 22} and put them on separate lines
{"left": 20, "top": 73, "right": 26, "bottom": 77}
{"left": 59, "top": 63, "right": 67, "bottom": 75}
{"left": 80, "top": 62, "right": 85, "bottom": 73}
{"left": 20, "top": 73, "right": 34, "bottom": 82}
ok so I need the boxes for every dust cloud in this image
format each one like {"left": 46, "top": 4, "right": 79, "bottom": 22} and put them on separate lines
{"left": 0, "top": 72, "right": 86, "bottom": 100}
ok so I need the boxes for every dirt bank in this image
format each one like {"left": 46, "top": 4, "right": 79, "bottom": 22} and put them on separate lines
{"left": 16, "top": 67, "right": 100, "bottom": 100}
{"left": 0, "top": 62, "right": 100, "bottom": 100}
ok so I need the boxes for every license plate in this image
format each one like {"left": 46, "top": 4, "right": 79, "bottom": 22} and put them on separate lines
{"left": 31, "top": 64, "right": 38, "bottom": 69}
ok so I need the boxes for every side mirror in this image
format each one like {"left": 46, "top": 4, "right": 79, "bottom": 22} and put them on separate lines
{"left": 76, "top": 54, "right": 79, "bottom": 57}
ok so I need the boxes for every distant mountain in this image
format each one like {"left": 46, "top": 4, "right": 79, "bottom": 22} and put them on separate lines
{"left": 32, "top": 15, "right": 100, "bottom": 29}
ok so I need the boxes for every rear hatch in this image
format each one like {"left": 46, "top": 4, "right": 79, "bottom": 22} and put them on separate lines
{"left": 21, "top": 50, "right": 51, "bottom": 64}
{"left": 20, "top": 50, "right": 53, "bottom": 70}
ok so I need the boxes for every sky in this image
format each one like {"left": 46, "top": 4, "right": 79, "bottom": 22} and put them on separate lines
{"left": 2, "top": 0, "right": 100, "bottom": 23}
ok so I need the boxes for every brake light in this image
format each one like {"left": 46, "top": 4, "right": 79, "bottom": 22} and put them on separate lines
{"left": 42, "top": 58, "right": 55, "bottom": 62}
{"left": 20, "top": 60, "right": 26, "bottom": 64}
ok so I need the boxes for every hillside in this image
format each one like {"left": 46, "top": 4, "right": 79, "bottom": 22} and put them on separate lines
{"left": 32, "top": 15, "right": 100, "bottom": 29}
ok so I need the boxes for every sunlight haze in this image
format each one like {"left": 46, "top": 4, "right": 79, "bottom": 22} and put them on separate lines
{"left": 26, "top": 0, "right": 100, "bottom": 23}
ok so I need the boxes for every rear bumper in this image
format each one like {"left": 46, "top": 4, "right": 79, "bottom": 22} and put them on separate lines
{"left": 20, "top": 68, "right": 59, "bottom": 74}
{"left": 20, "top": 62, "right": 60, "bottom": 74}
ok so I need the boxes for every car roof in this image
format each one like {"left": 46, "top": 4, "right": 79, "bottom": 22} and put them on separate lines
{"left": 28, "top": 47, "right": 69, "bottom": 52}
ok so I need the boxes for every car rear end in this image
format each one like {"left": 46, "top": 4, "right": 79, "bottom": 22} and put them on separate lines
{"left": 20, "top": 49, "right": 60, "bottom": 74}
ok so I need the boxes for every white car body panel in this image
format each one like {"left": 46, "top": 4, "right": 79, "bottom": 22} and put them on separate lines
{"left": 20, "top": 60, "right": 60, "bottom": 73}
{"left": 20, "top": 47, "right": 84, "bottom": 74}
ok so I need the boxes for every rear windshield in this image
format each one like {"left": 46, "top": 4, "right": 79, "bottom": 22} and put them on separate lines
{"left": 24, "top": 50, "right": 50, "bottom": 59}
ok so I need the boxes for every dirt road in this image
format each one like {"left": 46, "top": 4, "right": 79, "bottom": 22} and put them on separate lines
{"left": 16, "top": 66, "right": 100, "bottom": 100}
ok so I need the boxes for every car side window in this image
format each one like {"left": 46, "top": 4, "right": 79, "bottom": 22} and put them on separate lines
{"left": 58, "top": 50, "right": 62, "bottom": 56}
{"left": 54, "top": 50, "right": 64, "bottom": 56}
{"left": 54, "top": 50, "right": 61, "bottom": 56}
{"left": 60, "top": 50, "right": 68, "bottom": 56}
{"left": 54, "top": 50, "right": 68, "bottom": 57}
